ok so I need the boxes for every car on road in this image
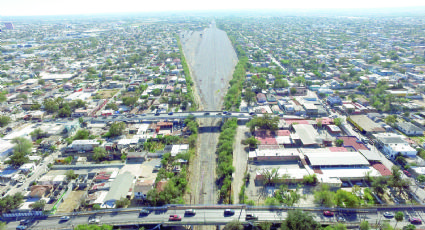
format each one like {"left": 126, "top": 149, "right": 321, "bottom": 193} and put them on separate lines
{"left": 139, "top": 209, "right": 150, "bottom": 216}
{"left": 60, "top": 216, "right": 70, "bottom": 222}
{"left": 88, "top": 217, "right": 100, "bottom": 224}
{"left": 245, "top": 214, "right": 258, "bottom": 220}
{"left": 16, "top": 225, "right": 28, "bottom": 230}
{"left": 223, "top": 111, "right": 228, "bottom": 115}
{"left": 224, "top": 209, "right": 235, "bottom": 216}
{"left": 204, "top": 112, "right": 210, "bottom": 115}
{"left": 168, "top": 112, "right": 173, "bottom": 115}
{"left": 20, "top": 219, "right": 32, "bottom": 225}
{"left": 185, "top": 209, "right": 196, "bottom": 216}
{"left": 323, "top": 211, "right": 334, "bottom": 217}
{"left": 410, "top": 218, "right": 422, "bottom": 224}
{"left": 155, "top": 112, "right": 160, "bottom": 116}
{"left": 403, "top": 170, "right": 412, "bottom": 177}
{"left": 383, "top": 212, "right": 394, "bottom": 218}
{"left": 169, "top": 215, "right": 182, "bottom": 221}
{"left": 249, "top": 112, "right": 255, "bottom": 116}
{"left": 337, "top": 217, "right": 346, "bottom": 222}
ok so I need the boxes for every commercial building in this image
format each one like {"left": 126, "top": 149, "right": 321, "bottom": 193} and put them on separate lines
{"left": 102, "top": 172, "right": 134, "bottom": 208}
{"left": 396, "top": 122, "right": 424, "bottom": 136}
{"left": 374, "top": 133, "right": 417, "bottom": 158}
{"left": 347, "top": 115, "right": 386, "bottom": 134}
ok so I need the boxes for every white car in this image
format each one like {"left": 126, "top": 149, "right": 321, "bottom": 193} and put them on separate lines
{"left": 60, "top": 216, "right": 70, "bottom": 221}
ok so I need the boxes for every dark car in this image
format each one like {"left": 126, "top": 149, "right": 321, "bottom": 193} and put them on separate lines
{"left": 224, "top": 209, "right": 235, "bottom": 216}
{"left": 204, "top": 112, "right": 210, "bottom": 115}
{"left": 184, "top": 209, "right": 196, "bottom": 216}
{"left": 410, "top": 218, "right": 422, "bottom": 224}
{"left": 139, "top": 209, "right": 150, "bottom": 216}
{"left": 155, "top": 112, "right": 160, "bottom": 116}
{"left": 20, "top": 219, "right": 32, "bottom": 225}
{"left": 168, "top": 112, "right": 173, "bottom": 115}
{"left": 169, "top": 215, "right": 182, "bottom": 221}
{"left": 249, "top": 112, "right": 255, "bottom": 116}
{"left": 245, "top": 214, "right": 258, "bottom": 220}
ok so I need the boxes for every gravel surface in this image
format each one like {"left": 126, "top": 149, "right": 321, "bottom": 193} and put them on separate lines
{"left": 181, "top": 21, "right": 237, "bottom": 208}
{"left": 181, "top": 21, "right": 238, "bottom": 111}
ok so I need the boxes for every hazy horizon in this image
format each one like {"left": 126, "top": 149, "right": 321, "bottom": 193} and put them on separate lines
{"left": 2, "top": 0, "right": 425, "bottom": 17}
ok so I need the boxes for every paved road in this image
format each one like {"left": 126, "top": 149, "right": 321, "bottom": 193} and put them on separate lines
{"left": 8, "top": 207, "right": 425, "bottom": 229}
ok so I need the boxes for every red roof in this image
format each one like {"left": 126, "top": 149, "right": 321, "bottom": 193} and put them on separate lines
{"left": 276, "top": 130, "right": 290, "bottom": 136}
{"left": 337, "top": 136, "right": 369, "bottom": 151}
{"left": 256, "top": 137, "right": 278, "bottom": 145}
{"left": 372, "top": 163, "right": 392, "bottom": 176}
{"left": 285, "top": 119, "right": 309, "bottom": 125}
{"left": 328, "top": 147, "right": 348, "bottom": 152}
{"left": 317, "top": 117, "right": 333, "bottom": 125}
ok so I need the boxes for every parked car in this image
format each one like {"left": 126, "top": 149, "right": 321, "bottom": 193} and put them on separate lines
{"left": 88, "top": 217, "right": 100, "bottom": 224}
{"left": 16, "top": 225, "right": 28, "bottom": 230}
{"left": 169, "top": 215, "right": 182, "bottom": 221}
{"left": 245, "top": 214, "right": 258, "bottom": 220}
{"left": 185, "top": 209, "right": 196, "bottom": 216}
{"left": 410, "top": 218, "right": 422, "bottom": 224}
{"left": 383, "top": 212, "right": 394, "bottom": 218}
{"left": 224, "top": 209, "right": 235, "bottom": 216}
{"left": 323, "top": 211, "right": 334, "bottom": 217}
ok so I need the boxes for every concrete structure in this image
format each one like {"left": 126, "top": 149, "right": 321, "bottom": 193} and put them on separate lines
{"left": 374, "top": 133, "right": 417, "bottom": 158}
{"left": 396, "top": 122, "right": 424, "bottom": 136}
{"left": 71, "top": 140, "right": 100, "bottom": 151}
{"left": 102, "top": 172, "right": 134, "bottom": 208}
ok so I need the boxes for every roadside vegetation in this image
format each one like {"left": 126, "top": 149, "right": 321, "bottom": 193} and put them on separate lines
{"left": 216, "top": 118, "right": 238, "bottom": 204}
{"left": 176, "top": 36, "right": 197, "bottom": 111}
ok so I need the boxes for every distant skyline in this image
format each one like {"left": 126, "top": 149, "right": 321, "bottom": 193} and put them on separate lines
{"left": 1, "top": 0, "right": 425, "bottom": 16}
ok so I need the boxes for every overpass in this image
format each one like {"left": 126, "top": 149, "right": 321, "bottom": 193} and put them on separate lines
{"left": 7, "top": 204, "right": 425, "bottom": 229}
{"left": 86, "top": 111, "right": 305, "bottom": 123}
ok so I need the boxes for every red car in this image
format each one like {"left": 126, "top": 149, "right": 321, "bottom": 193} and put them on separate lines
{"left": 323, "top": 211, "right": 334, "bottom": 217}
{"left": 403, "top": 170, "right": 412, "bottom": 177}
{"left": 169, "top": 215, "right": 182, "bottom": 221}
{"left": 410, "top": 218, "right": 422, "bottom": 224}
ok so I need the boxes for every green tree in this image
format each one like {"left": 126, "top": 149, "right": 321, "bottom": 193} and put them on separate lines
{"left": 403, "top": 224, "right": 416, "bottom": 230}
{"left": 244, "top": 90, "right": 256, "bottom": 106}
{"left": 0, "top": 115, "right": 11, "bottom": 128}
{"left": 371, "top": 176, "right": 388, "bottom": 197}
{"left": 74, "top": 129, "right": 90, "bottom": 140}
{"left": 115, "top": 197, "right": 130, "bottom": 208}
{"left": 30, "top": 128, "right": 46, "bottom": 140}
{"left": 65, "top": 170, "right": 77, "bottom": 181}
{"left": 0, "top": 193, "right": 24, "bottom": 212}
{"left": 245, "top": 136, "right": 260, "bottom": 148}
{"left": 38, "top": 79, "right": 45, "bottom": 85}
{"left": 324, "top": 223, "right": 347, "bottom": 230}
{"left": 261, "top": 168, "right": 281, "bottom": 185}
{"left": 335, "top": 139, "right": 344, "bottom": 147}
{"left": 290, "top": 87, "right": 297, "bottom": 95}
{"left": 314, "top": 184, "right": 335, "bottom": 207}
{"left": 257, "top": 221, "right": 272, "bottom": 230}
{"left": 417, "top": 175, "right": 425, "bottom": 183}
{"left": 223, "top": 220, "right": 243, "bottom": 230}
{"left": 12, "top": 137, "right": 33, "bottom": 155}
{"left": 109, "top": 122, "right": 126, "bottom": 137}
{"left": 93, "top": 147, "right": 106, "bottom": 162}
{"left": 0, "top": 221, "right": 6, "bottom": 230}
{"left": 122, "top": 96, "right": 138, "bottom": 107}
{"left": 395, "top": 211, "right": 404, "bottom": 229}
{"left": 105, "top": 103, "right": 118, "bottom": 111}
{"left": 360, "top": 221, "right": 370, "bottom": 230}
{"left": 43, "top": 98, "right": 59, "bottom": 113}
{"left": 385, "top": 115, "right": 397, "bottom": 125}
{"left": 246, "top": 114, "right": 279, "bottom": 132}
{"left": 281, "top": 209, "right": 321, "bottom": 230}
{"left": 334, "top": 118, "right": 343, "bottom": 126}
{"left": 31, "top": 199, "right": 46, "bottom": 211}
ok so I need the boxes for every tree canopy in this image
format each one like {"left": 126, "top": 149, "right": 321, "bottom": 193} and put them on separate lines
{"left": 281, "top": 209, "right": 321, "bottom": 230}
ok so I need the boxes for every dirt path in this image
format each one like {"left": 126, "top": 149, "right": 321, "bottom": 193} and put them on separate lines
{"left": 232, "top": 126, "right": 249, "bottom": 204}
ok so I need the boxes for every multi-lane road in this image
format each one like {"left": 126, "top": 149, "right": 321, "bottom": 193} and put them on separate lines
{"left": 7, "top": 206, "right": 425, "bottom": 229}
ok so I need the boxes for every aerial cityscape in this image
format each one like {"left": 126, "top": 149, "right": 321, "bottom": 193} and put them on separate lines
{"left": 1, "top": 3, "right": 425, "bottom": 230}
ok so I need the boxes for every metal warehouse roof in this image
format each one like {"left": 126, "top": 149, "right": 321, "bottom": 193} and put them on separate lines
{"left": 304, "top": 151, "right": 370, "bottom": 166}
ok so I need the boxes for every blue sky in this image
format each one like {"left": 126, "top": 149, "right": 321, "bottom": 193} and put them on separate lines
{"left": 1, "top": 0, "right": 425, "bottom": 16}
